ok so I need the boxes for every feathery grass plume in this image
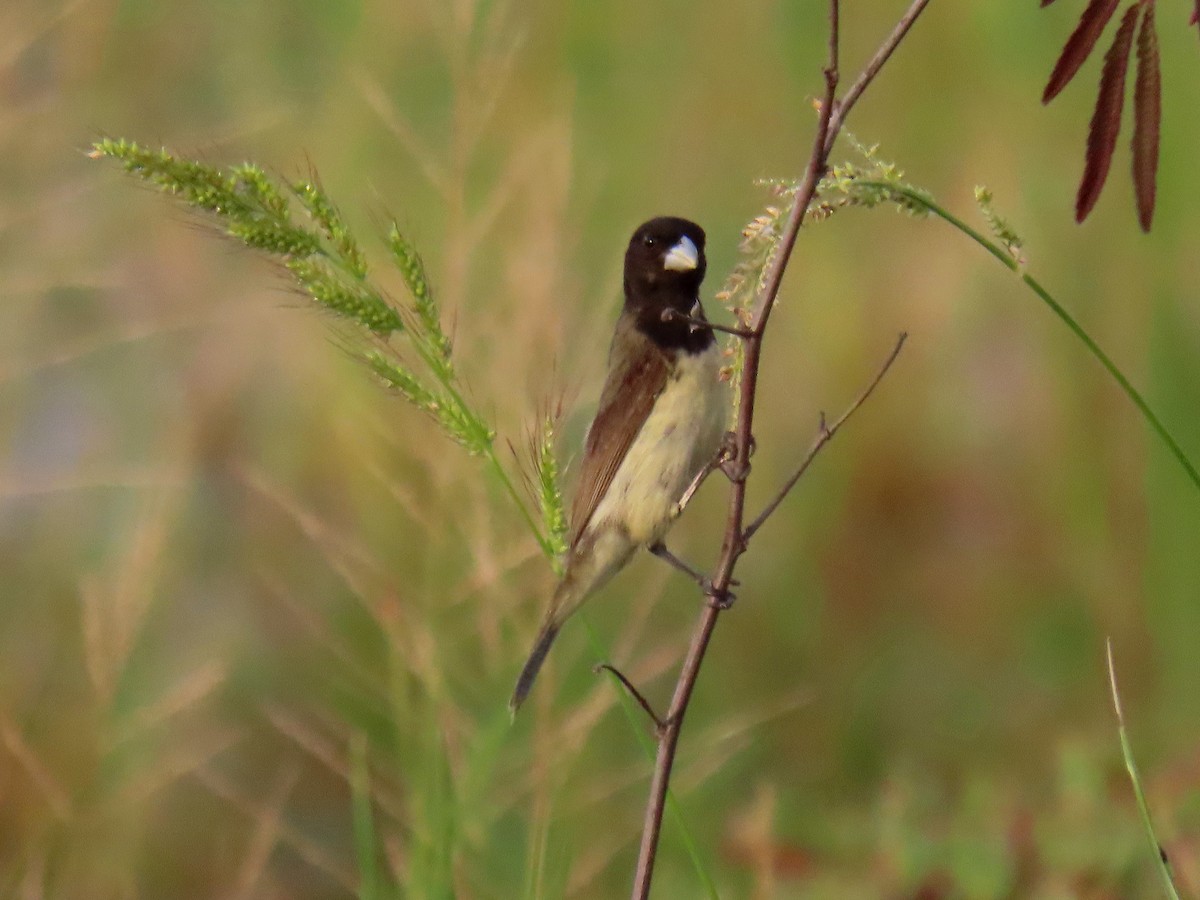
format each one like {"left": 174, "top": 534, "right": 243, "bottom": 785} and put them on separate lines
{"left": 717, "top": 196, "right": 787, "bottom": 329}
{"left": 533, "top": 411, "right": 568, "bottom": 566}
{"left": 809, "top": 136, "right": 934, "bottom": 219}
{"left": 388, "top": 223, "right": 454, "bottom": 383}
{"left": 226, "top": 162, "right": 290, "bottom": 216}
{"left": 505, "top": 399, "right": 568, "bottom": 569}
{"left": 293, "top": 176, "right": 369, "bottom": 280}
{"left": 362, "top": 350, "right": 442, "bottom": 419}
{"left": 362, "top": 349, "right": 493, "bottom": 455}
{"left": 225, "top": 219, "right": 321, "bottom": 257}
{"left": 90, "top": 139, "right": 564, "bottom": 551}
{"left": 285, "top": 257, "right": 403, "bottom": 334}
{"left": 89, "top": 139, "right": 403, "bottom": 335}
{"left": 718, "top": 136, "right": 932, "bottom": 406}
{"left": 974, "top": 186, "right": 1025, "bottom": 264}
{"left": 715, "top": 190, "right": 794, "bottom": 411}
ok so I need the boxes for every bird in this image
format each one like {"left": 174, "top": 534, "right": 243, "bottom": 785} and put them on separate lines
{"left": 510, "top": 216, "right": 727, "bottom": 713}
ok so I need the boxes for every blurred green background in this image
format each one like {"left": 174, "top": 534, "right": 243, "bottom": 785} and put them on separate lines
{"left": 3, "top": 0, "right": 1199, "bottom": 896}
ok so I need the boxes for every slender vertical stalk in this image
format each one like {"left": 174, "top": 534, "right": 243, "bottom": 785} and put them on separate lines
{"left": 628, "top": 2, "right": 934, "bottom": 896}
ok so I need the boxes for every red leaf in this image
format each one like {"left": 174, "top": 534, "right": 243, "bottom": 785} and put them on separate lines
{"left": 1075, "top": 4, "right": 1139, "bottom": 223}
{"left": 1043, "top": 0, "right": 1122, "bottom": 103}
{"left": 1191, "top": 0, "right": 1199, "bottom": 29}
{"left": 1132, "top": 3, "right": 1161, "bottom": 231}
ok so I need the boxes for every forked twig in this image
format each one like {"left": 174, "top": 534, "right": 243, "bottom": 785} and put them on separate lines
{"left": 823, "top": 0, "right": 930, "bottom": 158}
{"left": 744, "top": 332, "right": 907, "bottom": 541}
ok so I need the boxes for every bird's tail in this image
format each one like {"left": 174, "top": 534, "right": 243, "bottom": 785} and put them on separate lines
{"left": 509, "top": 617, "right": 561, "bottom": 714}
{"left": 509, "top": 535, "right": 630, "bottom": 714}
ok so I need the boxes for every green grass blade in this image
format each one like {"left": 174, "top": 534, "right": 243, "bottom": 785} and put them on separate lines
{"left": 1105, "top": 640, "right": 1184, "bottom": 900}
{"left": 350, "top": 733, "right": 383, "bottom": 900}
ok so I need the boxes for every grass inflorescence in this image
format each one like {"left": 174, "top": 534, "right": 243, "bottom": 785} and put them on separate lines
{"left": 810, "top": 136, "right": 934, "bottom": 220}
{"left": 90, "top": 139, "right": 402, "bottom": 333}
{"left": 533, "top": 410, "right": 569, "bottom": 567}
{"left": 974, "top": 185, "right": 1026, "bottom": 264}
{"left": 90, "top": 137, "right": 557, "bottom": 554}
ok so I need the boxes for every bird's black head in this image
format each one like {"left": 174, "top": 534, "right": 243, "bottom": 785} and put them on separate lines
{"left": 623, "top": 217, "right": 711, "bottom": 351}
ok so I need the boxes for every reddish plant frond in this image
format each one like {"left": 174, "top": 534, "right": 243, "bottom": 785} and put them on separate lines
{"left": 1075, "top": 4, "right": 1139, "bottom": 223}
{"left": 1132, "top": 3, "right": 1161, "bottom": 231}
{"left": 1191, "top": 0, "right": 1198, "bottom": 30}
{"left": 1043, "top": 0, "right": 1122, "bottom": 103}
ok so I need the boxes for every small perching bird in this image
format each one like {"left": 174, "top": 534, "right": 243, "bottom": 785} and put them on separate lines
{"left": 510, "top": 217, "right": 727, "bottom": 712}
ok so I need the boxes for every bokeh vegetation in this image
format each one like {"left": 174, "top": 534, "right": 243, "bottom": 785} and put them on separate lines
{"left": 3, "top": 0, "right": 1199, "bottom": 896}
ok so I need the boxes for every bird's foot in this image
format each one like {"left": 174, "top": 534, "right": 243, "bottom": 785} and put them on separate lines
{"left": 649, "top": 542, "right": 738, "bottom": 591}
{"left": 717, "top": 430, "right": 754, "bottom": 483}
{"left": 705, "top": 586, "right": 737, "bottom": 610}
{"left": 720, "top": 458, "right": 750, "bottom": 483}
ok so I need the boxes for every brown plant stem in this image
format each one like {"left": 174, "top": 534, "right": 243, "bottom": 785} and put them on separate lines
{"left": 595, "top": 663, "right": 665, "bottom": 731}
{"left": 823, "top": 0, "right": 932, "bottom": 159}
{"left": 745, "top": 332, "right": 908, "bottom": 542}
{"left": 628, "top": 1, "right": 931, "bottom": 897}
{"left": 660, "top": 307, "right": 755, "bottom": 339}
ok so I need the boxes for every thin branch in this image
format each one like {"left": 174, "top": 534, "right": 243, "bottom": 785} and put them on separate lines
{"left": 745, "top": 332, "right": 907, "bottom": 541}
{"left": 628, "top": 600, "right": 721, "bottom": 900}
{"left": 660, "top": 308, "right": 754, "bottom": 339}
{"left": 629, "top": 1, "right": 933, "bottom": 896}
{"left": 595, "top": 663, "right": 666, "bottom": 731}
{"left": 747, "top": 47, "right": 840, "bottom": 331}
{"left": 823, "top": 0, "right": 932, "bottom": 157}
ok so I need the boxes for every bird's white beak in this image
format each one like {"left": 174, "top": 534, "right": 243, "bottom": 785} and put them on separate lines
{"left": 662, "top": 235, "right": 699, "bottom": 272}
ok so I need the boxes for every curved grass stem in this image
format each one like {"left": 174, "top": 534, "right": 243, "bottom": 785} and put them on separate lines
{"left": 855, "top": 180, "right": 1200, "bottom": 495}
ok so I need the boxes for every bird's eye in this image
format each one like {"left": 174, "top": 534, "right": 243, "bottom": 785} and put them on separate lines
{"left": 642, "top": 235, "right": 657, "bottom": 247}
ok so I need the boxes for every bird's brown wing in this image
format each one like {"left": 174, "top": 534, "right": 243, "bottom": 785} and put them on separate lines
{"left": 568, "top": 320, "right": 668, "bottom": 549}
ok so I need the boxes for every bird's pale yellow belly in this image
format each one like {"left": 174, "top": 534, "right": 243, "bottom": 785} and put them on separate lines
{"left": 589, "top": 345, "right": 725, "bottom": 545}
